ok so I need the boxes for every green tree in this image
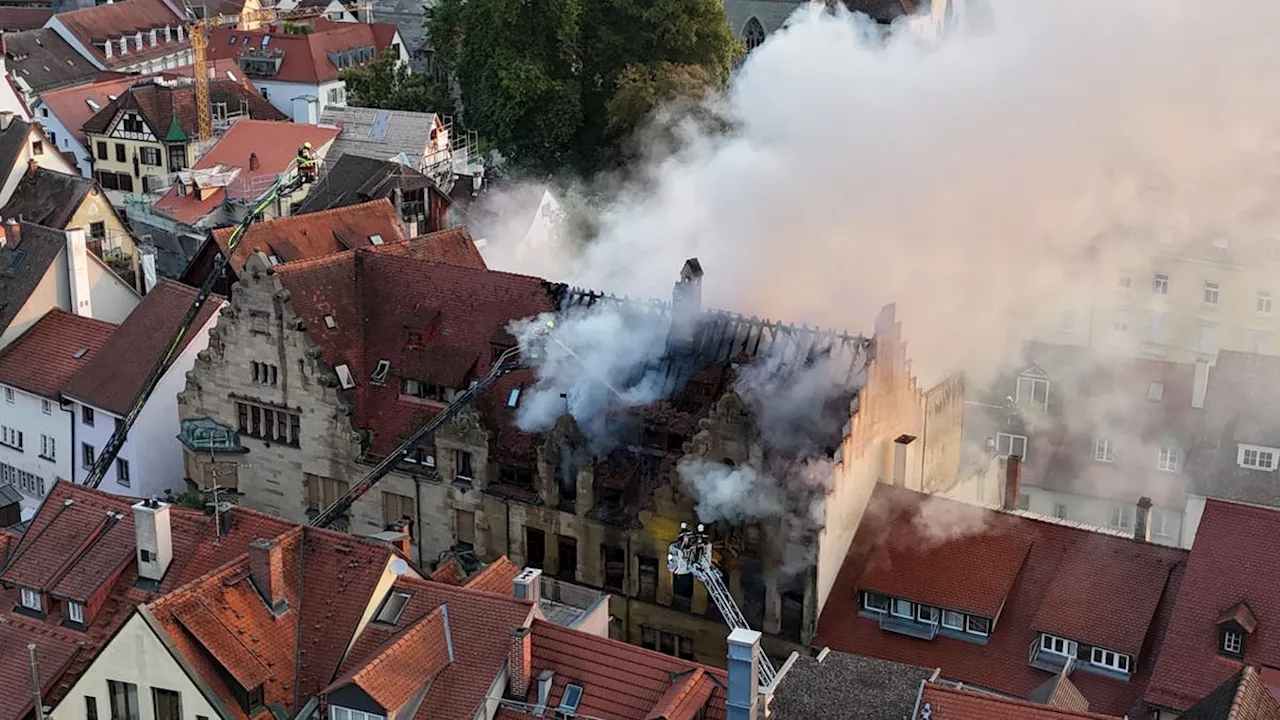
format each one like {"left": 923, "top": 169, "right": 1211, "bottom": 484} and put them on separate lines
{"left": 340, "top": 51, "right": 451, "bottom": 112}
{"left": 426, "top": 0, "right": 737, "bottom": 175}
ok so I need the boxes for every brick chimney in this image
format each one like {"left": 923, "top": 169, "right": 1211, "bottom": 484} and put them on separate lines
{"left": 508, "top": 626, "right": 532, "bottom": 698}
{"left": 249, "top": 538, "right": 288, "bottom": 613}
{"left": 1135, "top": 497, "right": 1153, "bottom": 542}
{"left": 1002, "top": 455, "right": 1022, "bottom": 511}
{"left": 26, "top": 158, "right": 37, "bottom": 176}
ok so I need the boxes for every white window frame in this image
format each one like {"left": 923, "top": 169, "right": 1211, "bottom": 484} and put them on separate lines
{"left": 20, "top": 587, "right": 40, "bottom": 610}
{"left": 1157, "top": 446, "right": 1178, "bottom": 472}
{"left": 1147, "top": 382, "right": 1164, "bottom": 401}
{"left": 1238, "top": 444, "right": 1279, "bottom": 471}
{"left": 1153, "top": 273, "right": 1169, "bottom": 295}
{"left": 1094, "top": 438, "right": 1115, "bottom": 462}
{"left": 916, "top": 605, "right": 939, "bottom": 625}
{"left": 891, "top": 598, "right": 914, "bottom": 619}
{"left": 68, "top": 601, "right": 84, "bottom": 623}
{"left": 966, "top": 615, "right": 990, "bottom": 636}
{"left": 996, "top": 433, "right": 1028, "bottom": 460}
{"left": 1223, "top": 630, "right": 1243, "bottom": 655}
{"left": 1109, "top": 505, "right": 1132, "bottom": 530}
{"left": 3, "top": 387, "right": 12, "bottom": 403}
{"left": 1203, "top": 281, "right": 1221, "bottom": 306}
{"left": 1090, "top": 647, "right": 1130, "bottom": 674}
{"left": 1150, "top": 509, "right": 1172, "bottom": 538}
{"left": 1016, "top": 376, "right": 1049, "bottom": 411}
{"left": 862, "top": 592, "right": 889, "bottom": 614}
{"left": 1259, "top": 292, "right": 1273, "bottom": 316}
{"left": 1040, "top": 634, "right": 1078, "bottom": 657}
{"left": 941, "top": 610, "right": 964, "bottom": 630}
{"left": 41, "top": 399, "right": 51, "bottom": 415}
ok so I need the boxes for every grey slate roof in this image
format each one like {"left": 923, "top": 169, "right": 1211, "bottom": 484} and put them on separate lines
{"left": 319, "top": 105, "right": 438, "bottom": 168}
{"left": 770, "top": 649, "right": 936, "bottom": 720}
{"left": 0, "top": 485, "right": 20, "bottom": 507}
{"left": 129, "top": 219, "right": 204, "bottom": 280}
{"left": 0, "top": 223, "right": 67, "bottom": 336}
{"left": 4, "top": 29, "right": 102, "bottom": 94}
{"left": 294, "top": 154, "right": 435, "bottom": 214}
{"left": 0, "top": 118, "right": 32, "bottom": 184}
{"left": 0, "top": 167, "right": 95, "bottom": 229}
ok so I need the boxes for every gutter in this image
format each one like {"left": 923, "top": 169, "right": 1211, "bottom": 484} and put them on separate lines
{"left": 139, "top": 606, "right": 240, "bottom": 720}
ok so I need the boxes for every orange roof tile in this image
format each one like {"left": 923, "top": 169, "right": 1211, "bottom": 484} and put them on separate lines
{"left": 207, "top": 20, "right": 400, "bottom": 84}
{"left": 430, "top": 557, "right": 465, "bottom": 585}
{"left": 204, "top": 197, "right": 402, "bottom": 272}
{"left": 0, "top": 309, "right": 116, "bottom": 399}
{"left": 153, "top": 120, "right": 339, "bottom": 224}
{"left": 329, "top": 606, "right": 452, "bottom": 710}
{"left": 465, "top": 556, "right": 519, "bottom": 594}
{"left": 52, "top": 0, "right": 186, "bottom": 69}
{"left": 392, "top": 228, "right": 487, "bottom": 270}
{"left": 63, "top": 279, "right": 223, "bottom": 415}
{"left": 917, "top": 684, "right": 1123, "bottom": 719}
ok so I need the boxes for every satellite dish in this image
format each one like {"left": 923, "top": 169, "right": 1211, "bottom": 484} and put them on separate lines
{"left": 389, "top": 557, "right": 409, "bottom": 576}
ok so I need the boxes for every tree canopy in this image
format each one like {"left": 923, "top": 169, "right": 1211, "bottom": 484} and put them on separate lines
{"left": 339, "top": 50, "right": 451, "bottom": 112}
{"left": 425, "top": 0, "right": 738, "bottom": 175}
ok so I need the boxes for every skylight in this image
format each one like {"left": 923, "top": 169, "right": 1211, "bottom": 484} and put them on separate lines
{"left": 556, "top": 685, "right": 583, "bottom": 715}
{"left": 85, "top": 99, "right": 100, "bottom": 111}
{"left": 226, "top": 71, "right": 237, "bottom": 81}
{"left": 369, "top": 234, "right": 384, "bottom": 246}
{"left": 507, "top": 387, "right": 521, "bottom": 408}
{"left": 335, "top": 363, "right": 356, "bottom": 390}
{"left": 323, "top": 314, "right": 337, "bottom": 329}
{"left": 229, "top": 35, "right": 236, "bottom": 44}
{"left": 374, "top": 590, "right": 411, "bottom": 624}
{"left": 1147, "top": 382, "right": 1164, "bottom": 402}
{"left": 371, "top": 360, "right": 390, "bottom": 385}
{"left": 73, "top": 348, "right": 88, "bottom": 359}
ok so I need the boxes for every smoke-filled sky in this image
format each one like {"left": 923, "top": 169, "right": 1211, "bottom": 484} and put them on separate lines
{"left": 485, "top": 0, "right": 1280, "bottom": 385}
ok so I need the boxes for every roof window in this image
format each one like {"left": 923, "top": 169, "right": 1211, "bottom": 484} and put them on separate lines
{"left": 73, "top": 347, "right": 88, "bottom": 359}
{"left": 335, "top": 363, "right": 356, "bottom": 390}
{"left": 374, "top": 589, "right": 411, "bottom": 625}
{"left": 369, "top": 234, "right": 384, "bottom": 246}
{"left": 323, "top": 314, "right": 336, "bottom": 329}
{"left": 85, "top": 99, "right": 100, "bottom": 111}
{"left": 229, "top": 35, "right": 237, "bottom": 44}
{"left": 371, "top": 360, "right": 390, "bottom": 385}
{"left": 1147, "top": 382, "right": 1164, "bottom": 401}
{"left": 507, "top": 386, "right": 521, "bottom": 408}
{"left": 556, "top": 685, "right": 584, "bottom": 715}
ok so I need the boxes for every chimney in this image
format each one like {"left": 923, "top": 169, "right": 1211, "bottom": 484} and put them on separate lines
{"left": 535, "top": 670, "right": 555, "bottom": 713}
{"left": 292, "top": 96, "right": 319, "bottom": 124}
{"left": 0, "top": 110, "right": 14, "bottom": 130}
{"left": 1135, "top": 497, "right": 1153, "bottom": 542}
{"left": 1002, "top": 455, "right": 1022, "bottom": 511}
{"left": 249, "top": 538, "right": 288, "bottom": 613}
{"left": 1192, "top": 359, "right": 1210, "bottom": 409}
{"left": 514, "top": 567, "right": 542, "bottom": 605}
{"left": 3, "top": 219, "right": 19, "bottom": 249}
{"left": 26, "top": 158, "right": 37, "bottom": 176}
{"left": 726, "top": 628, "right": 761, "bottom": 720}
{"left": 508, "top": 627, "right": 533, "bottom": 698}
{"left": 65, "top": 228, "right": 92, "bottom": 317}
{"left": 132, "top": 498, "right": 173, "bottom": 582}
{"left": 892, "top": 434, "right": 916, "bottom": 487}
{"left": 248, "top": 152, "right": 260, "bottom": 172}
{"left": 668, "top": 258, "right": 704, "bottom": 349}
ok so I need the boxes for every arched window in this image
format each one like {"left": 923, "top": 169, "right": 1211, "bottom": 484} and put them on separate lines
{"left": 743, "top": 17, "right": 766, "bottom": 53}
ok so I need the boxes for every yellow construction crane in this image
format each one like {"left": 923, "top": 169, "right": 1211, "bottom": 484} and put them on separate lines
{"left": 188, "top": 1, "right": 373, "bottom": 142}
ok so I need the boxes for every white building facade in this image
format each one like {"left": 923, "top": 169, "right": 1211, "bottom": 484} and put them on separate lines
{"left": 0, "top": 384, "right": 71, "bottom": 513}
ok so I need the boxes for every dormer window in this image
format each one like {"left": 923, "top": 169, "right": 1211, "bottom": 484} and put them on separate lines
{"left": 20, "top": 587, "right": 40, "bottom": 611}
{"left": 1239, "top": 444, "right": 1279, "bottom": 471}
{"left": 1223, "top": 630, "right": 1244, "bottom": 656}
{"left": 1015, "top": 371, "right": 1049, "bottom": 411}
{"left": 1089, "top": 647, "right": 1130, "bottom": 674}
{"left": 371, "top": 360, "right": 390, "bottom": 385}
{"left": 1218, "top": 601, "right": 1256, "bottom": 659}
{"left": 67, "top": 601, "right": 85, "bottom": 623}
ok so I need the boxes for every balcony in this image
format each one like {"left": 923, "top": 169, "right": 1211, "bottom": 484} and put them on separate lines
{"left": 539, "top": 575, "right": 608, "bottom": 633}
{"left": 1029, "top": 638, "right": 1076, "bottom": 675}
{"left": 879, "top": 613, "right": 939, "bottom": 640}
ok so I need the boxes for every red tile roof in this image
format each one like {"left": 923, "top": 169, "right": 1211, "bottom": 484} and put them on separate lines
{"left": 327, "top": 606, "right": 452, "bottom": 710}
{"left": 207, "top": 20, "right": 401, "bottom": 84}
{"left": 205, "top": 197, "right": 402, "bottom": 273}
{"left": 465, "top": 556, "right": 519, "bottom": 594}
{"left": 274, "top": 250, "right": 557, "bottom": 458}
{"left": 430, "top": 557, "right": 465, "bottom": 585}
{"left": 394, "top": 228, "right": 487, "bottom": 270}
{"left": 1146, "top": 499, "right": 1280, "bottom": 712}
{"left": 81, "top": 78, "right": 284, "bottom": 143}
{"left": 62, "top": 279, "right": 223, "bottom": 415}
{"left": 0, "top": 8, "right": 52, "bottom": 30}
{"left": 0, "top": 309, "right": 115, "bottom": 399}
{"left": 814, "top": 484, "right": 1187, "bottom": 718}
{"left": 52, "top": 0, "right": 187, "bottom": 69}
{"left": 500, "top": 619, "right": 727, "bottom": 720}
{"left": 153, "top": 120, "right": 340, "bottom": 224}
{"left": 0, "top": 481, "right": 298, "bottom": 720}
{"left": 917, "top": 684, "right": 1123, "bottom": 720}
{"left": 333, "top": 575, "right": 534, "bottom": 720}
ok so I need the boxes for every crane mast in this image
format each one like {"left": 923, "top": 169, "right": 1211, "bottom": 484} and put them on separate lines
{"left": 668, "top": 523, "right": 779, "bottom": 688}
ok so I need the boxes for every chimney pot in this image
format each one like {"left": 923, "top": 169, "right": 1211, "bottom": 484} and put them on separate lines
{"left": 892, "top": 434, "right": 916, "bottom": 487}
{"left": 132, "top": 498, "right": 173, "bottom": 582}
{"left": 26, "top": 158, "right": 37, "bottom": 175}
{"left": 508, "top": 626, "right": 533, "bottom": 698}
{"left": 1002, "top": 455, "right": 1022, "bottom": 511}
{"left": 249, "top": 538, "right": 288, "bottom": 613}
{"left": 1135, "top": 496, "right": 1153, "bottom": 542}
{"left": 726, "top": 628, "right": 761, "bottom": 720}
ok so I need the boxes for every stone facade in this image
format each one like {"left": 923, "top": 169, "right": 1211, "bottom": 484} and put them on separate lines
{"left": 179, "top": 252, "right": 941, "bottom": 668}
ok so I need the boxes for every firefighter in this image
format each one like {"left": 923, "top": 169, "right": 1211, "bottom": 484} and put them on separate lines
{"left": 296, "top": 142, "right": 318, "bottom": 183}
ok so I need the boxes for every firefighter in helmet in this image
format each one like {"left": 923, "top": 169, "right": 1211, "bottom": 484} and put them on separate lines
{"left": 296, "top": 142, "right": 318, "bottom": 183}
